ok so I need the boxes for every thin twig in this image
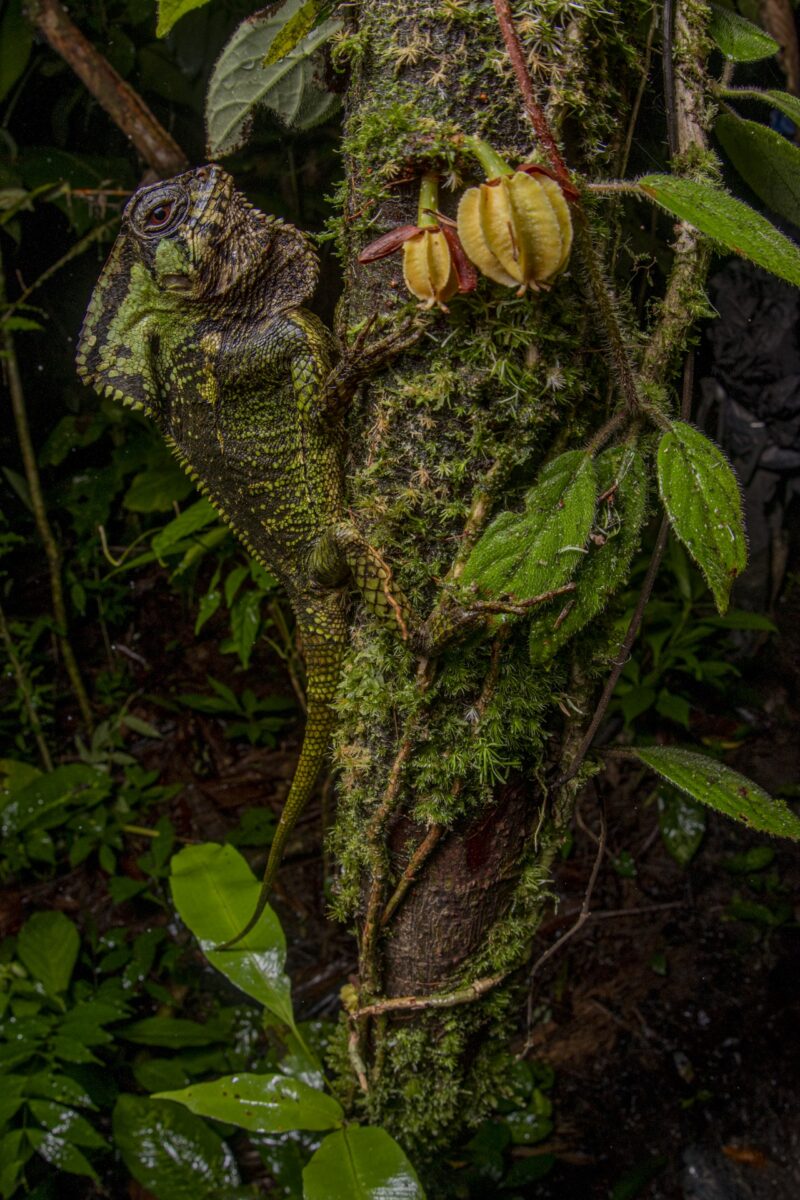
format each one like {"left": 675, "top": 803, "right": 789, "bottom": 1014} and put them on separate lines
{"left": 25, "top": 0, "right": 188, "bottom": 178}
{"left": 1, "top": 261, "right": 94, "bottom": 731}
{"left": 353, "top": 969, "right": 510, "bottom": 1020}
{"left": 0, "top": 602, "right": 53, "bottom": 770}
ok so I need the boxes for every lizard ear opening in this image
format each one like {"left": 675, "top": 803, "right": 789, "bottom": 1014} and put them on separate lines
{"left": 75, "top": 236, "right": 158, "bottom": 414}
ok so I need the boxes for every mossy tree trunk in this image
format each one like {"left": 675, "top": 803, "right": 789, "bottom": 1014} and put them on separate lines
{"left": 328, "top": 0, "right": 711, "bottom": 1161}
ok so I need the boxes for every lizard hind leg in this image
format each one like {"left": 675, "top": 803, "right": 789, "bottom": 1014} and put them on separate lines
{"left": 310, "top": 522, "right": 413, "bottom": 642}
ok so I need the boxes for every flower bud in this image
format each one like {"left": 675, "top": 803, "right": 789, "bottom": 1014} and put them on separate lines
{"left": 402, "top": 227, "right": 459, "bottom": 309}
{"left": 457, "top": 170, "right": 573, "bottom": 293}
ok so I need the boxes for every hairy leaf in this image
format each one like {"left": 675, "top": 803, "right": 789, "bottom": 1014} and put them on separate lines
{"left": 708, "top": 3, "right": 778, "bottom": 61}
{"left": 206, "top": 0, "right": 341, "bottom": 157}
{"left": 716, "top": 113, "right": 800, "bottom": 228}
{"left": 633, "top": 747, "right": 800, "bottom": 839}
{"left": 460, "top": 450, "right": 596, "bottom": 602}
{"left": 154, "top": 1072, "right": 343, "bottom": 1133}
{"left": 170, "top": 843, "right": 295, "bottom": 1029}
{"left": 303, "top": 1127, "right": 426, "bottom": 1200}
{"left": 637, "top": 174, "right": 800, "bottom": 287}
{"left": 657, "top": 422, "right": 746, "bottom": 614}
{"left": 722, "top": 87, "right": 800, "bottom": 129}
{"left": 529, "top": 445, "right": 648, "bottom": 664}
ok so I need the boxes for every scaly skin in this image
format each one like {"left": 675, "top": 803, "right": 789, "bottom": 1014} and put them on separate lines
{"left": 76, "top": 165, "right": 410, "bottom": 944}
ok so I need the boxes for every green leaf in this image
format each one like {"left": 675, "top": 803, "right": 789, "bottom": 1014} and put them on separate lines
{"left": 657, "top": 422, "right": 746, "bottom": 614}
{"left": 229, "top": 588, "right": 262, "bottom": 667}
{"left": 303, "top": 1127, "right": 426, "bottom": 1200}
{"left": 28, "top": 1101, "right": 108, "bottom": 1149}
{"left": 151, "top": 499, "right": 219, "bottom": 558}
{"left": 0, "top": 0, "right": 33, "bottom": 104}
{"left": 123, "top": 460, "right": 195, "bottom": 513}
{"left": 26, "top": 1128, "right": 98, "bottom": 1179}
{"left": 722, "top": 87, "right": 800, "bottom": 130}
{"left": 708, "top": 3, "right": 778, "bottom": 61}
{"left": 156, "top": 0, "right": 213, "bottom": 37}
{"left": 206, "top": 0, "right": 342, "bottom": 156}
{"left": 112, "top": 1096, "right": 244, "bottom": 1200}
{"left": 120, "top": 1017, "right": 226, "bottom": 1047}
{"left": 658, "top": 789, "right": 706, "bottom": 865}
{"left": 529, "top": 445, "right": 647, "bottom": 664}
{"left": 461, "top": 450, "right": 596, "bottom": 601}
{"left": 0, "top": 764, "right": 105, "bottom": 837}
{"left": 637, "top": 174, "right": 800, "bottom": 287}
{"left": 716, "top": 113, "right": 800, "bottom": 228}
{"left": 0, "top": 1076, "right": 25, "bottom": 1125}
{"left": 632, "top": 747, "right": 800, "bottom": 839}
{"left": 0, "top": 1130, "right": 31, "bottom": 1199}
{"left": 264, "top": 0, "right": 334, "bottom": 65}
{"left": 169, "top": 843, "right": 295, "bottom": 1028}
{"left": 154, "top": 1072, "right": 343, "bottom": 1133}
{"left": 17, "top": 912, "right": 80, "bottom": 995}
{"left": 195, "top": 586, "right": 222, "bottom": 634}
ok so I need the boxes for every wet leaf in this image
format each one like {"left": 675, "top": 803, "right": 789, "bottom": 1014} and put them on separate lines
{"left": 112, "top": 1095, "right": 244, "bottom": 1200}
{"left": 303, "top": 1127, "right": 426, "bottom": 1199}
{"left": 460, "top": 450, "right": 596, "bottom": 601}
{"left": 28, "top": 1101, "right": 108, "bottom": 1149}
{"left": 632, "top": 747, "right": 800, "bottom": 839}
{"left": 658, "top": 789, "right": 706, "bottom": 865}
{"left": 637, "top": 175, "right": 800, "bottom": 287}
{"left": 529, "top": 445, "right": 647, "bottom": 663}
{"left": 170, "top": 843, "right": 295, "bottom": 1029}
{"left": 657, "top": 422, "right": 746, "bottom": 614}
{"left": 154, "top": 1072, "right": 343, "bottom": 1133}
{"left": 716, "top": 113, "right": 800, "bottom": 228}
{"left": 26, "top": 1127, "right": 98, "bottom": 1179}
{"left": 206, "top": 0, "right": 341, "bottom": 156}
{"left": 0, "top": 764, "right": 105, "bottom": 837}
{"left": 17, "top": 912, "right": 80, "bottom": 996}
{"left": 708, "top": 4, "right": 778, "bottom": 61}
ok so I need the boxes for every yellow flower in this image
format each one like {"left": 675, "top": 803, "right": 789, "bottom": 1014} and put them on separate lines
{"left": 402, "top": 227, "right": 459, "bottom": 309}
{"left": 457, "top": 170, "right": 573, "bottom": 293}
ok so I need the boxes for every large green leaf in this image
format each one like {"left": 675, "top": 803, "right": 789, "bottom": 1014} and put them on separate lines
{"left": 154, "top": 1072, "right": 343, "bottom": 1133}
{"left": 637, "top": 174, "right": 800, "bottom": 287}
{"left": 632, "top": 747, "right": 800, "bottom": 839}
{"left": 169, "top": 843, "right": 295, "bottom": 1028}
{"left": 156, "top": 0, "right": 212, "bottom": 37}
{"left": 708, "top": 3, "right": 778, "bottom": 61}
{"left": 657, "top": 422, "right": 746, "bottom": 614}
{"left": 716, "top": 113, "right": 800, "bottom": 228}
{"left": 112, "top": 1096, "right": 245, "bottom": 1200}
{"left": 529, "top": 445, "right": 648, "bottom": 664}
{"left": 17, "top": 912, "right": 80, "bottom": 996}
{"left": 206, "top": 0, "right": 341, "bottom": 156}
{"left": 303, "top": 1127, "right": 426, "bottom": 1200}
{"left": 460, "top": 450, "right": 597, "bottom": 602}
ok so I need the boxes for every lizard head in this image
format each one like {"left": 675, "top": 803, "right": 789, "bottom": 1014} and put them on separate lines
{"left": 76, "top": 164, "right": 319, "bottom": 411}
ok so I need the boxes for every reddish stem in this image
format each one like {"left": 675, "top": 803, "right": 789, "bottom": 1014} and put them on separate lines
{"left": 491, "top": 0, "right": 571, "bottom": 187}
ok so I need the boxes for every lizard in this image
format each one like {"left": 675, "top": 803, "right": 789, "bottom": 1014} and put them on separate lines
{"left": 75, "top": 164, "right": 418, "bottom": 946}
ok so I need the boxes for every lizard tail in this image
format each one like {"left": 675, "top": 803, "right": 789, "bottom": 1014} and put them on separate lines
{"left": 217, "top": 631, "right": 344, "bottom": 949}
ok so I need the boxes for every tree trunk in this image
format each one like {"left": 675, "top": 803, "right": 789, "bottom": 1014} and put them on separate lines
{"left": 329, "top": 0, "right": 707, "bottom": 1161}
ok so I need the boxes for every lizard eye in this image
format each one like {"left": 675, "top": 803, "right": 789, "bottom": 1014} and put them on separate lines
{"left": 145, "top": 202, "right": 174, "bottom": 229}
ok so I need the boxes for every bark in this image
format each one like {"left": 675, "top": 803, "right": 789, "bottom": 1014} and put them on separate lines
{"left": 329, "top": 0, "right": 711, "bottom": 1162}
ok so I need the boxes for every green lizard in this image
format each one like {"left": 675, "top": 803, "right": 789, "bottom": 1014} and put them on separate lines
{"left": 76, "top": 164, "right": 416, "bottom": 945}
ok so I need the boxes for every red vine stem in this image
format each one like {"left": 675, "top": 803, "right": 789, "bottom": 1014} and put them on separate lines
{"left": 491, "top": 0, "right": 570, "bottom": 186}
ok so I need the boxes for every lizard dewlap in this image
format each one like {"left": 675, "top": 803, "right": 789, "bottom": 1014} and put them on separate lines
{"left": 75, "top": 165, "right": 412, "bottom": 945}
{"left": 457, "top": 171, "right": 573, "bottom": 293}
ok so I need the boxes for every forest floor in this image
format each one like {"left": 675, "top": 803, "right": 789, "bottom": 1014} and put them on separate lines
{"left": 2, "top": 554, "right": 799, "bottom": 1200}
